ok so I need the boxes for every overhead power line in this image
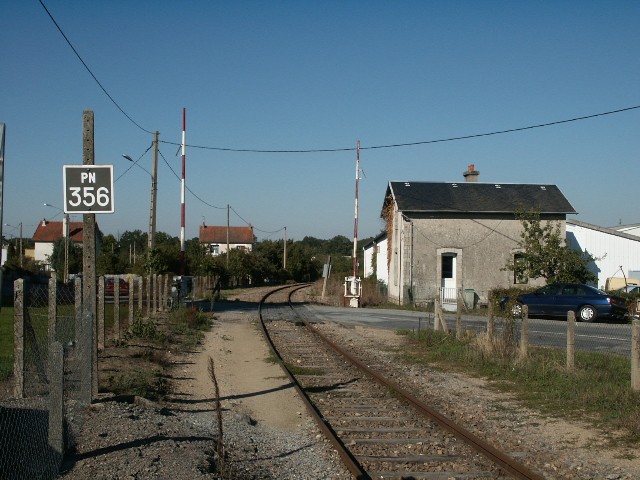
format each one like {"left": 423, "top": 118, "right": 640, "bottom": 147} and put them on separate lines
{"left": 41, "top": 1, "right": 639, "bottom": 156}
{"left": 39, "top": 0, "right": 154, "bottom": 135}
{"left": 159, "top": 104, "right": 640, "bottom": 154}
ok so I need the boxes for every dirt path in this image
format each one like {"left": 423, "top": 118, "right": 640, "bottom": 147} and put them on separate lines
{"left": 180, "top": 312, "right": 308, "bottom": 431}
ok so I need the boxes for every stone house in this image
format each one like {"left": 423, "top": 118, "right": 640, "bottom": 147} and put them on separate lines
{"left": 381, "top": 166, "right": 576, "bottom": 309}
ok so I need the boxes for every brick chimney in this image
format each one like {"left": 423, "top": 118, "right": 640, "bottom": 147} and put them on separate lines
{"left": 463, "top": 164, "right": 479, "bottom": 182}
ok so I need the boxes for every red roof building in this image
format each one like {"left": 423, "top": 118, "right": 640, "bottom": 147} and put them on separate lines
{"left": 32, "top": 218, "right": 102, "bottom": 270}
{"left": 199, "top": 225, "right": 255, "bottom": 255}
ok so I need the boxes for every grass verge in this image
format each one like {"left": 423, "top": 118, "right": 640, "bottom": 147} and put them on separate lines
{"left": 398, "top": 328, "right": 640, "bottom": 444}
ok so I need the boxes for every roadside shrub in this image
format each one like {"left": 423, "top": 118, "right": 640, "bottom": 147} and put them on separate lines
{"left": 127, "top": 318, "right": 162, "bottom": 341}
{"left": 168, "top": 307, "right": 211, "bottom": 330}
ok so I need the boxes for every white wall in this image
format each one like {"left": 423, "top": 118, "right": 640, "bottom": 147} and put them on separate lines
{"left": 615, "top": 225, "right": 640, "bottom": 237}
{"left": 34, "top": 242, "right": 53, "bottom": 264}
{"left": 363, "top": 237, "right": 388, "bottom": 285}
{"left": 566, "top": 220, "right": 640, "bottom": 289}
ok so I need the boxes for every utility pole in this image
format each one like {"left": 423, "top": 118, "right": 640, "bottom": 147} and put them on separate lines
{"left": 226, "top": 204, "right": 230, "bottom": 269}
{"left": 283, "top": 226, "right": 287, "bottom": 270}
{"left": 18, "top": 222, "right": 22, "bottom": 268}
{"left": 149, "top": 131, "right": 159, "bottom": 251}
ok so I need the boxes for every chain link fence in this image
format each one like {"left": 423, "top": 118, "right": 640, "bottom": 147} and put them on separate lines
{"left": 0, "top": 273, "right": 215, "bottom": 478}
{"left": 0, "top": 278, "right": 78, "bottom": 479}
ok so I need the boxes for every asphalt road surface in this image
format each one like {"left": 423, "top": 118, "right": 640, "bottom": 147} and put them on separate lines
{"left": 303, "top": 304, "right": 633, "bottom": 357}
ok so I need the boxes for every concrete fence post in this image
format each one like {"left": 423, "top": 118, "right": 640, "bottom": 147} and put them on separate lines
{"left": 128, "top": 275, "right": 134, "bottom": 325}
{"left": 48, "top": 340, "right": 64, "bottom": 461}
{"left": 434, "top": 296, "right": 441, "bottom": 332}
{"left": 160, "top": 274, "right": 167, "bottom": 312}
{"left": 48, "top": 274, "right": 57, "bottom": 345}
{"left": 14, "top": 279, "right": 25, "bottom": 399}
{"left": 487, "top": 300, "right": 495, "bottom": 338}
{"left": 456, "top": 295, "right": 462, "bottom": 340}
{"left": 145, "top": 275, "right": 151, "bottom": 317}
{"left": 114, "top": 276, "right": 120, "bottom": 340}
{"left": 152, "top": 274, "right": 158, "bottom": 315}
{"left": 138, "top": 276, "right": 143, "bottom": 314}
{"left": 74, "top": 277, "right": 82, "bottom": 345}
{"left": 519, "top": 305, "right": 529, "bottom": 359}
{"left": 97, "top": 276, "right": 105, "bottom": 351}
{"left": 632, "top": 320, "right": 640, "bottom": 391}
{"left": 567, "top": 311, "right": 576, "bottom": 370}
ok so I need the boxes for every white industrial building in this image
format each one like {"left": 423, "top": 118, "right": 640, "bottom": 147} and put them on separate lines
{"left": 566, "top": 219, "right": 640, "bottom": 289}
{"left": 613, "top": 223, "right": 640, "bottom": 237}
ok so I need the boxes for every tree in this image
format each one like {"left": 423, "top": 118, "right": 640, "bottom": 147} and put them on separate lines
{"left": 504, "top": 210, "right": 597, "bottom": 285}
{"left": 50, "top": 238, "right": 82, "bottom": 277}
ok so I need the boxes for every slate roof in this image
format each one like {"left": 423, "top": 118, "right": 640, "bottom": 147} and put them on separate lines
{"left": 385, "top": 181, "right": 576, "bottom": 215}
{"left": 199, "top": 225, "right": 255, "bottom": 244}
{"left": 32, "top": 220, "right": 89, "bottom": 243}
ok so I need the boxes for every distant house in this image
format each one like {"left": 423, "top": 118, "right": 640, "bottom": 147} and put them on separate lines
{"left": 381, "top": 165, "right": 576, "bottom": 309}
{"left": 32, "top": 218, "right": 101, "bottom": 271}
{"left": 0, "top": 238, "right": 7, "bottom": 267}
{"left": 199, "top": 224, "right": 255, "bottom": 255}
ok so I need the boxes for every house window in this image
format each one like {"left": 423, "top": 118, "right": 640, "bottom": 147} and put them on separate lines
{"left": 514, "top": 253, "right": 528, "bottom": 284}
{"left": 210, "top": 244, "right": 220, "bottom": 255}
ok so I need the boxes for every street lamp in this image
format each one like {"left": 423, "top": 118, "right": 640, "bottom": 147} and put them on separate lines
{"left": 44, "top": 203, "right": 69, "bottom": 282}
{"left": 123, "top": 133, "right": 158, "bottom": 252}
{"left": 4, "top": 222, "right": 22, "bottom": 267}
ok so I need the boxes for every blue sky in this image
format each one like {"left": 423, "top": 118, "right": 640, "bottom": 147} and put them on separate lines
{"left": 3, "top": 1, "right": 640, "bottom": 243}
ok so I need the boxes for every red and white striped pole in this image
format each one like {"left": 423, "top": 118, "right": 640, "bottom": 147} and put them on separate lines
{"left": 180, "top": 107, "right": 186, "bottom": 275}
{"left": 352, "top": 140, "right": 360, "bottom": 277}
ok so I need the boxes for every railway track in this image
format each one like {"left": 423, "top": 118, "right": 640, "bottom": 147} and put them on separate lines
{"left": 258, "top": 284, "right": 545, "bottom": 480}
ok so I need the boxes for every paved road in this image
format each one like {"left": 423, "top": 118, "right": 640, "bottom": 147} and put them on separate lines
{"left": 302, "top": 304, "right": 634, "bottom": 357}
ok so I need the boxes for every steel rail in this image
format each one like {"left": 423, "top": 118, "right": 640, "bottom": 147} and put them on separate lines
{"left": 284, "top": 292, "right": 545, "bottom": 480}
{"left": 258, "top": 284, "right": 371, "bottom": 480}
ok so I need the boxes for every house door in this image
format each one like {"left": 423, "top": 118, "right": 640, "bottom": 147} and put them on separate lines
{"left": 441, "top": 253, "right": 457, "bottom": 303}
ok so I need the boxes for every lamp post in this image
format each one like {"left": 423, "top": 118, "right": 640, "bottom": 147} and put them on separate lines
{"left": 4, "top": 222, "right": 22, "bottom": 267}
{"left": 123, "top": 132, "right": 158, "bottom": 252}
{"left": 44, "top": 203, "right": 69, "bottom": 282}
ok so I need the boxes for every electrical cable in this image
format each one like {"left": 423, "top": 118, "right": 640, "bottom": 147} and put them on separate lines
{"left": 114, "top": 144, "right": 153, "bottom": 182}
{"left": 157, "top": 149, "right": 226, "bottom": 210}
{"left": 40, "top": 0, "right": 640, "bottom": 157}
{"left": 158, "top": 104, "right": 640, "bottom": 154}
{"left": 157, "top": 149, "right": 283, "bottom": 233}
{"left": 38, "top": 0, "right": 154, "bottom": 135}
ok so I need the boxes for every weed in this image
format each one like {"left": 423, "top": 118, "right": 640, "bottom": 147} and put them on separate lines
{"left": 102, "top": 369, "right": 169, "bottom": 401}
{"left": 127, "top": 318, "right": 161, "bottom": 341}
{"left": 283, "top": 361, "right": 325, "bottom": 376}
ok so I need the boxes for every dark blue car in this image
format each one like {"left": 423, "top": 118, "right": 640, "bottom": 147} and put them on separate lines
{"left": 502, "top": 283, "right": 628, "bottom": 322}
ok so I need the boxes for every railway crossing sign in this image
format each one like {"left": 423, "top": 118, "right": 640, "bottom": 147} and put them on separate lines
{"left": 63, "top": 165, "right": 114, "bottom": 213}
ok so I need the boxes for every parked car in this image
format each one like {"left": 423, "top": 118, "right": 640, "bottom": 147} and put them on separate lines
{"left": 501, "top": 283, "right": 627, "bottom": 322}
{"left": 105, "top": 277, "right": 129, "bottom": 297}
